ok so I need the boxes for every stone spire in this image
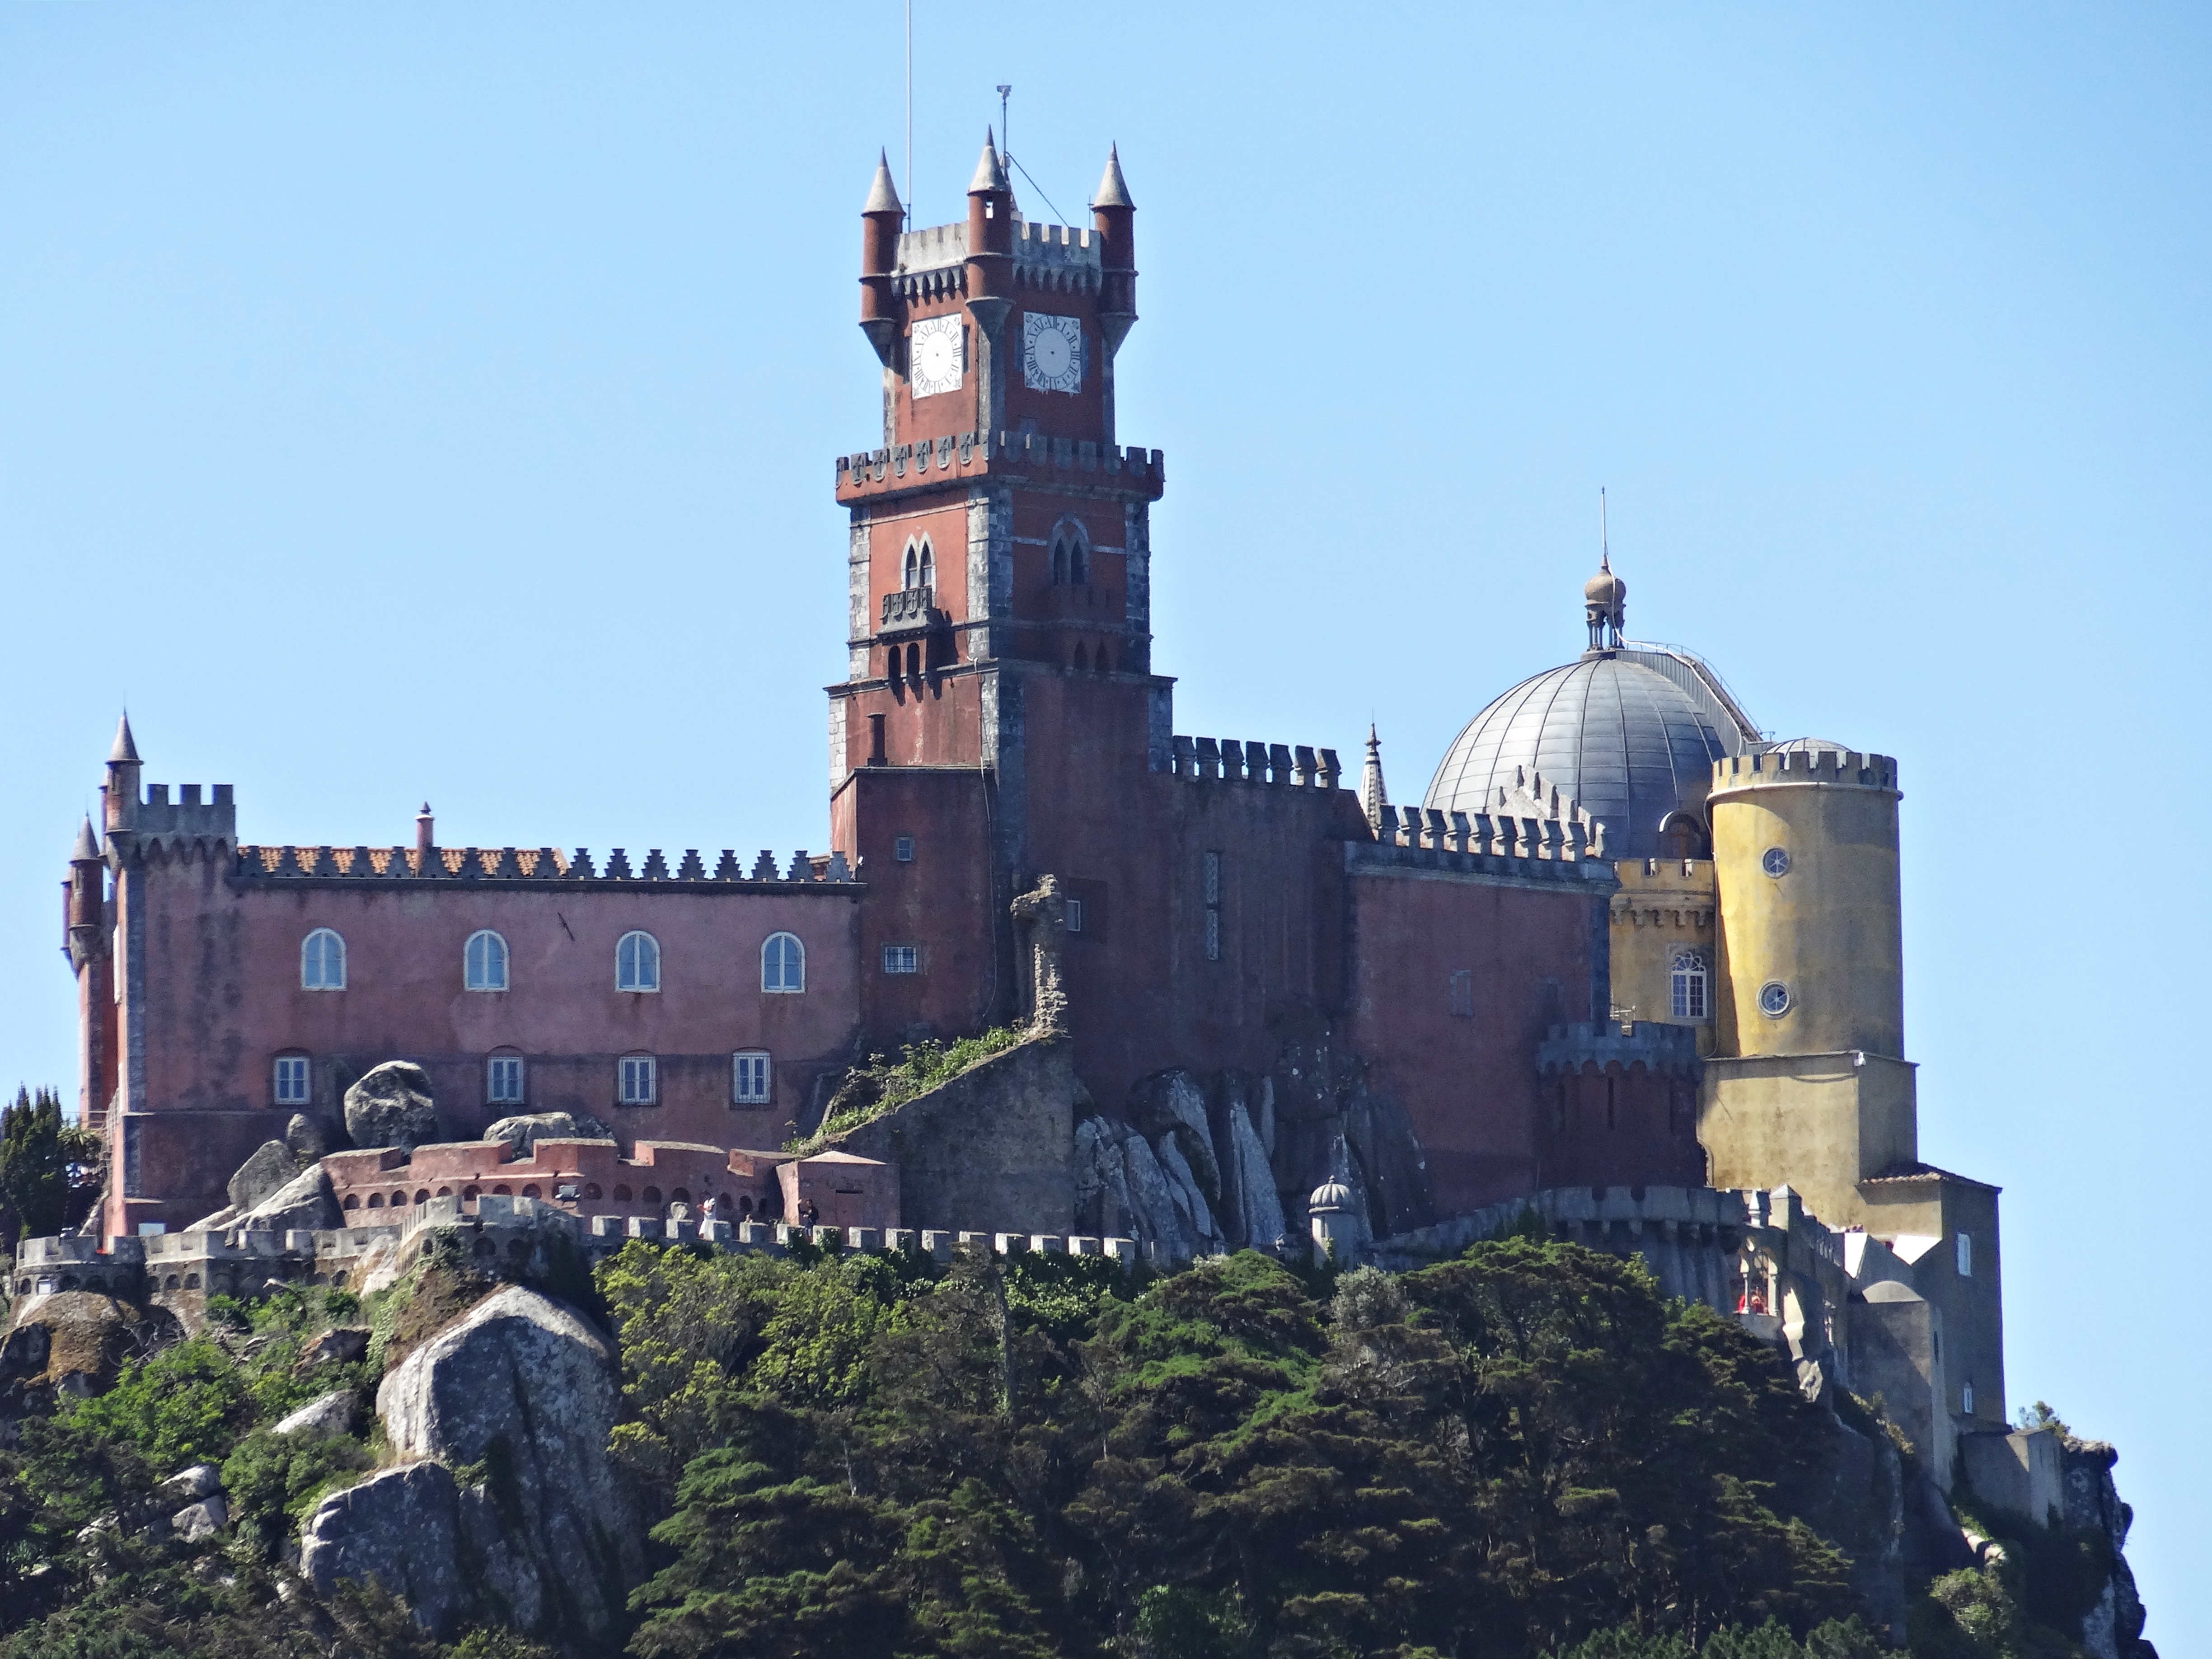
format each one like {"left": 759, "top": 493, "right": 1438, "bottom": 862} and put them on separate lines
{"left": 72, "top": 815, "right": 100, "bottom": 862}
{"left": 1092, "top": 142, "right": 1134, "bottom": 209}
{"left": 969, "top": 127, "right": 1010, "bottom": 195}
{"left": 109, "top": 713, "right": 140, "bottom": 764}
{"left": 1361, "top": 724, "right": 1388, "bottom": 834}
{"left": 862, "top": 148, "right": 901, "bottom": 216}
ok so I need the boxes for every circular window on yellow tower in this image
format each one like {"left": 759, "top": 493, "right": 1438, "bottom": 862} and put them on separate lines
{"left": 1761, "top": 846, "right": 1791, "bottom": 878}
{"left": 1757, "top": 980, "right": 1792, "bottom": 1017}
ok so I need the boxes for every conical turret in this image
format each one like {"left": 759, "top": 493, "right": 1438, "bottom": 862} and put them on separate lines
{"left": 104, "top": 712, "right": 142, "bottom": 831}
{"left": 1092, "top": 142, "right": 1134, "bottom": 210}
{"left": 858, "top": 148, "right": 905, "bottom": 365}
{"left": 72, "top": 815, "right": 100, "bottom": 862}
{"left": 969, "top": 127, "right": 1011, "bottom": 195}
{"left": 1092, "top": 142, "right": 1139, "bottom": 360}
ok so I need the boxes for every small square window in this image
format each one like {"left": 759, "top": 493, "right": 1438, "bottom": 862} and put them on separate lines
{"left": 487, "top": 1055, "right": 525, "bottom": 1106}
{"left": 619, "top": 1054, "right": 658, "bottom": 1106}
{"left": 894, "top": 836, "right": 916, "bottom": 862}
{"left": 274, "top": 1055, "right": 311, "bottom": 1106}
{"left": 1066, "top": 897, "right": 1084, "bottom": 933}
{"left": 733, "top": 1051, "right": 772, "bottom": 1104}
{"left": 882, "top": 944, "right": 919, "bottom": 974}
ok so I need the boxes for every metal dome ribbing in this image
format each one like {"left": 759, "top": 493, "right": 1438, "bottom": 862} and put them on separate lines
{"left": 1424, "top": 563, "right": 1760, "bottom": 860}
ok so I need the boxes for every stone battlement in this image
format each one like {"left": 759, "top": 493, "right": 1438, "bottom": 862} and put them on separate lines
{"left": 1537, "top": 1020, "right": 1705, "bottom": 1079}
{"left": 1369, "top": 801, "right": 1607, "bottom": 862}
{"left": 1167, "top": 737, "right": 1341, "bottom": 789}
{"left": 107, "top": 783, "right": 238, "bottom": 856}
{"left": 892, "top": 217, "right": 1102, "bottom": 293}
{"left": 835, "top": 430, "right": 1163, "bottom": 502}
{"left": 230, "top": 845, "right": 858, "bottom": 886}
{"left": 11, "top": 1205, "right": 1149, "bottom": 1310}
{"left": 1711, "top": 747, "right": 1898, "bottom": 793}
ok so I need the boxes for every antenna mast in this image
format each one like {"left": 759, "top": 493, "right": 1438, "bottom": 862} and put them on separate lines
{"left": 997, "top": 84, "right": 1011, "bottom": 176}
{"left": 904, "top": 0, "right": 913, "bottom": 230}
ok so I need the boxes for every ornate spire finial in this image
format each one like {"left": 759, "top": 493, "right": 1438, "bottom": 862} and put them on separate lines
{"left": 1361, "top": 724, "right": 1389, "bottom": 834}
{"left": 1583, "top": 490, "right": 1626, "bottom": 652}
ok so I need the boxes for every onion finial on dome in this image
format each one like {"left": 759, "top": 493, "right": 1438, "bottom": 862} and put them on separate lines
{"left": 1584, "top": 489, "right": 1626, "bottom": 651}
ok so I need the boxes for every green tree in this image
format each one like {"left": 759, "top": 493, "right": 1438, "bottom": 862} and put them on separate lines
{"left": 0, "top": 1087, "right": 66, "bottom": 1244}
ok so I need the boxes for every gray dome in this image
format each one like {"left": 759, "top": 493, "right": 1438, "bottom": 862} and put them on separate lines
{"left": 1425, "top": 652, "right": 1749, "bottom": 861}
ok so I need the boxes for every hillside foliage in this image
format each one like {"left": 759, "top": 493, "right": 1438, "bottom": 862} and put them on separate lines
{"left": 0, "top": 1236, "right": 2102, "bottom": 1657}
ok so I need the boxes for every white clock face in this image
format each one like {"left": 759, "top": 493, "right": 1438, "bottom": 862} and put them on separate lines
{"left": 1022, "top": 312, "right": 1084, "bottom": 394}
{"left": 909, "top": 314, "right": 964, "bottom": 398}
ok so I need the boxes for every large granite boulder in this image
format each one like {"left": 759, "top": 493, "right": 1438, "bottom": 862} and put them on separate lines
{"left": 285, "top": 1111, "right": 332, "bottom": 1162}
{"left": 227, "top": 1139, "right": 302, "bottom": 1212}
{"left": 344, "top": 1062, "right": 440, "bottom": 1151}
{"left": 370, "top": 1284, "right": 637, "bottom": 1634}
{"left": 2, "top": 1292, "right": 178, "bottom": 1416}
{"left": 232, "top": 1163, "right": 340, "bottom": 1234}
{"left": 300, "top": 1463, "right": 465, "bottom": 1631}
{"left": 483, "top": 1112, "right": 614, "bottom": 1157}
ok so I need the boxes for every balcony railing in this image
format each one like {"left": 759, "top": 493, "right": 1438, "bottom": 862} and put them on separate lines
{"left": 881, "top": 586, "right": 941, "bottom": 630}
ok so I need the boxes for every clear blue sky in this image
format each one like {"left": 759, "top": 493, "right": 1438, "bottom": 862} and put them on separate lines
{"left": 3, "top": 4, "right": 2204, "bottom": 1640}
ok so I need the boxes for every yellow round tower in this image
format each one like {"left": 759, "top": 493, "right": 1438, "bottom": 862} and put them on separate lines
{"left": 1709, "top": 744, "right": 1903, "bottom": 1059}
{"left": 1699, "top": 744, "right": 1918, "bottom": 1228}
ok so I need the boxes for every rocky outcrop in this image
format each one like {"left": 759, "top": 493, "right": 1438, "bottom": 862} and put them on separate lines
{"left": 345, "top": 1061, "right": 441, "bottom": 1151}
{"left": 483, "top": 1111, "right": 615, "bottom": 1156}
{"left": 231, "top": 1162, "right": 340, "bottom": 1234}
{"left": 1, "top": 1291, "right": 178, "bottom": 1437}
{"left": 275, "top": 1387, "right": 358, "bottom": 1438}
{"left": 301, "top": 1463, "right": 466, "bottom": 1631}
{"left": 285, "top": 1111, "right": 331, "bottom": 1162}
{"left": 227, "top": 1139, "right": 303, "bottom": 1211}
{"left": 1079, "top": 1013, "right": 1434, "bottom": 1259}
{"left": 298, "top": 1284, "right": 638, "bottom": 1635}
{"left": 2065, "top": 1438, "right": 2153, "bottom": 1659}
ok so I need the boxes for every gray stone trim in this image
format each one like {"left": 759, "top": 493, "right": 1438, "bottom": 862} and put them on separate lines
{"left": 1344, "top": 841, "right": 1620, "bottom": 895}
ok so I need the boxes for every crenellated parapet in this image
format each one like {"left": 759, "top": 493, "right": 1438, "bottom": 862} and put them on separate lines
{"left": 1365, "top": 798, "right": 1607, "bottom": 862}
{"left": 835, "top": 430, "right": 1163, "bottom": 503}
{"left": 104, "top": 782, "right": 238, "bottom": 863}
{"left": 1165, "top": 737, "right": 1341, "bottom": 789}
{"left": 1711, "top": 746, "right": 1898, "bottom": 796}
{"left": 888, "top": 217, "right": 1106, "bottom": 300}
{"left": 228, "top": 845, "right": 859, "bottom": 888}
{"left": 1537, "top": 1020, "right": 1704, "bottom": 1080}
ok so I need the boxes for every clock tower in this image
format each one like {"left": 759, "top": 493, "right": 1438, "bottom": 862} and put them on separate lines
{"left": 830, "top": 136, "right": 1170, "bottom": 1037}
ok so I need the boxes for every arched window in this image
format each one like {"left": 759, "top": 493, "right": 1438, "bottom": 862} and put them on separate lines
{"left": 301, "top": 928, "right": 346, "bottom": 990}
{"left": 903, "top": 535, "right": 935, "bottom": 592}
{"left": 1669, "top": 951, "right": 1709, "bottom": 1021}
{"left": 617, "top": 931, "right": 661, "bottom": 992}
{"left": 464, "top": 930, "right": 509, "bottom": 991}
{"left": 1048, "top": 520, "right": 1089, "bottom": 586}
{"left": 762, "top": 932, "right": 805, "bottom": 994}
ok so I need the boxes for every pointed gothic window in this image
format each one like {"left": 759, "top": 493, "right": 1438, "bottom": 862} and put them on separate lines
{"left": 1048, "top": 520, "right": 1089, "bottom": 586}
{"left": 301, "top": 928, "right": 346, "bottom": 990}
